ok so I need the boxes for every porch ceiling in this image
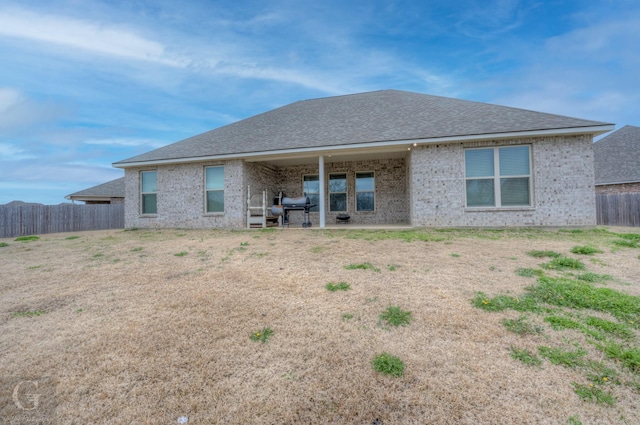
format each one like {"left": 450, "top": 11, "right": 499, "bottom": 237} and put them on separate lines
{"left": 244, "top": 145, "right": 411, "bottom": 167}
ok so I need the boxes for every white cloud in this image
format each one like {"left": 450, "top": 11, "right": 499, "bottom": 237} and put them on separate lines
{"left": 455, "top": 0, "right": 526, "bottom": 38}
{"left": 487, "top": 10, "right": 640, "bottom": 125}
{"left": 0, "top": 143, "right": 35, "bottom": 160}
{"left": 84, "top": 138, "right": 167, "bottom": 148}
{"left": 0, "top": 87, "right": 65, "bottom": 132}
{"left": 0, "top": 87, "right": 22, "bottom": 112}
{"left": 0, "top": 8, "right": 185, "bottom": 67}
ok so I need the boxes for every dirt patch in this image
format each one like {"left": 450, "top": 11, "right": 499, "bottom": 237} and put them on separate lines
{"left": 1, "top": 227, "right": 639, "bottom": 424}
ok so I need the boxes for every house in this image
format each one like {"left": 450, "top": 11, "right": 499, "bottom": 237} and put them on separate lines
{"left": 66, "top": 177, "right": 125, "bottom": 204}
{"left": 113, "top": 90, "right": 613, "bottom": 229}
{"left": 593, "top": 125, "right": 640, "bottom": 194}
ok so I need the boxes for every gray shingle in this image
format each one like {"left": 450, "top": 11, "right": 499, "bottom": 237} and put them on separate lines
{"left": 114, "top": 90, "right": 611, "bottom": 165}
{"left": 67, "top": 177, "right": 125, "bottom": 198}
{"left": 594, "top": 125, "right": 640, "bottom": 185}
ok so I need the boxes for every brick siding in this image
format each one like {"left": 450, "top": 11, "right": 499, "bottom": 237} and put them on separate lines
{"left": 409, "top": 135, "right": 596, "bottom": 226}
{"left": 123, "top": 134, "right": 596, "bottom": 229}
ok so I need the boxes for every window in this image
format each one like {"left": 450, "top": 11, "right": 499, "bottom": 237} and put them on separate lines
{"left": 205, "top": 166, "right": 224, "bottom": 213}
{"left": 303, "top": 175, "right": 319, "bottom": 212}
{"left": 465, "top": 145, "right": 531, "bottom": 208}
{"left": 141, "top": 171, "right": 157, "bottom": 214}
{"left": 329, "top": 173, "right": 347, "bottom": 212}
{"left": 355, "top": 172, "right": 375, "bottom": 211}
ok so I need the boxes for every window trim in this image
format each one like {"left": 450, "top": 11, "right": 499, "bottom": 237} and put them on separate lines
{"left": 140, "top": 170, "right": 157, "bottom": 216}
{"left": 355, "top": 171, "right": 375, "bottom": 212}
{"left": 464, "top": 145, "right": 532, "bottom": 209}
{"left": 204, "top": 165, "right": 225, "bottom": 214}
{"left": 302, "top": 174, "right": 320, "bottom": 212}
{"left": 328, "top": 172, "right": 348, "bottom": 212}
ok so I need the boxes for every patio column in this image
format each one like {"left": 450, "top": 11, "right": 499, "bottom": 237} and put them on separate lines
{"left": 319, "top": 155, "right": 326, "bottom": 228}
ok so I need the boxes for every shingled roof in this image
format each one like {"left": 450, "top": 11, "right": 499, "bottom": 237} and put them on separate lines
{"left": 114, "top": 90, "right": 612, "bottom": 167}
{"left": 594, "top": 125, "right": 640, "bottom": 185}
{"left": 66, "top": 177, "right": 125, "bottom": 201}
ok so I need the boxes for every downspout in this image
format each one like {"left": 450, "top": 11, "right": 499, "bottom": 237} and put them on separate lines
{"left": 319, "top": 155, "right": 325, "bottom": 228}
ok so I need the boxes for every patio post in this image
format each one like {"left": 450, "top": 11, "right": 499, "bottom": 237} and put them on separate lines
{"left": 319, "top": 155, "right": 325, "bottom": 228}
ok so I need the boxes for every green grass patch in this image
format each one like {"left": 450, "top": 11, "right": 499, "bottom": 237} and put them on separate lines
{"left": 538, "top": 346, "right": 587, "bottom": 368}
{"left": 544, "top": 315, "right": 582, "bottom": 331}
{"left": 325, "top": 281, "right": 350, "bottom": 292}
{"left": 387, "top": 264, "right": 399, "bottom": 271}
{"left": 249, "top": 327, "right": 274, "bottom": 343}
{"left": 343, "top": 229, "right": 446, "bottom": 243}
{"left": 341, "top": 313, "right": 354, "bottom": 321}
{"left": 14, "top": 235, "right": 40, "bottom": 242}
{"left": 567, "top": 414, "right": 583, "bottom": 425}
{"left": 11, "top": 310, "right": 46, "bottom": 318}
{"left": 542, "top": 256, "right": 585, "bottom": 271}
{"left": 617, "top": 232, "right": 640, "bottom": 241}
{"left": 527, "top": 276, "right": 640, "bottom": 324}
{"left": 131, "top": 247, "right": 144, "bottom": 252}
{"left": 379, "top": 306, "right": 412, "bottom": 327}
{"left": 612, "top": 239, "right": 639, "bottom": 248}
{"left": 585, "top": 360, "right": 619, "bottom": 385}
{"left": 450, "top": 253, "right": 461, "bottom": 257}
{"left": 473, "top": 292, "right": 541, "bottom": 312}
{"left": 344, "top": 262, "right": 380, "bottom": 272}
{"left": 174, "top": 251, "right": 188, "bottom": 257}
{"left": 509, "top": 347, "right": 542, "bottom": 367}
{"left": 502, "top": 316, "right": 543, "bottom": 335}
{"left": 575, "top": 272, "right": 612, "bottom": 283}
{"left": 65, "top": 235, "right": 80, "bottom": 240}
{"left": 570, "top": 245, "right": 603, "bottom": 255}
{"left": 572, "top": 383, "right": 616, "bottom": 405}
{"left": 585, "top": 316, "right": 634, "bottom": 339}
{"left": 527, "top": 250, "right": 561, "bottom": 258}
{"left": 372, "top": 352, "right": 405, "bottom": 377}
{"left": 601, "top": 341, "right": 640, "bottom": 373}
{"left": 516, "top": 267, "right": 542, "bottom": 278}
{"left": 0, "top": 242, "right": 8, "bottom": 247}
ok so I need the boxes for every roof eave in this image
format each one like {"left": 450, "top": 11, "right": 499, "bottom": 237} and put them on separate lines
{"left": 595, "top": 180, "right": 640, "bottom": 186}
{"left": 113, "top": 124, "right": 615, "bottom": 169}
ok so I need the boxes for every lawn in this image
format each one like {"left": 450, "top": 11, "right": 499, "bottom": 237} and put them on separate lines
{"left": 1, "top": 227, "right": 639, "bottom": 424}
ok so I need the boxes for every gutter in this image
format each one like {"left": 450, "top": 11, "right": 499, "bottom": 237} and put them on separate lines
{"left": 113, "top": 124, "right": 615, "bottom": 169}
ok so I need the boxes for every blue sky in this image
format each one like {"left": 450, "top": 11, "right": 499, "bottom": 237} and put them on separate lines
{"left": 1, "top": 0, "right": 638, "bottom": 204}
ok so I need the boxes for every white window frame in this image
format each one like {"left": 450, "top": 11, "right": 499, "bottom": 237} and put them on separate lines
{"left": 205, "top": 166, "right": 225, "bottom": 214}
{"left": 328, "top": 173, "right": 347, "bottom": 212}
{"left": 355, "top": 171, "right": 375, "bottom": 212}
{"left": 464, "top": 145, "right": 532, "bottom": 208}
{"left": 140, "top": 170, "right": 157, "bottom": 215}
{"left": 303, "top": 174, "right": 320, "bottom": 212}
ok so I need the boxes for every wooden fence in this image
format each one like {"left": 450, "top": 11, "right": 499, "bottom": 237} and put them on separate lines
{"left": 596, "top": 193, "right": 640, "bottom": 227}
{"left": 0, "top": 204, "right": 125, "bottom": 238}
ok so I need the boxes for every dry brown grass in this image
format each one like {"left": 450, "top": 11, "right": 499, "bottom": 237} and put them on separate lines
{"left": 1, "top": 227, "right": 639, "bottom": 424}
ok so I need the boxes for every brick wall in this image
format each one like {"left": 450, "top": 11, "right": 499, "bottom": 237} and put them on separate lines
{"left": 409, "top": 135, "right": 597, "bottom": 227}
{"left": 124, "top": 160, "right": 244, "bottom": 229}
{"left": 123, "top": 134, "right": 596, "bottom": 229}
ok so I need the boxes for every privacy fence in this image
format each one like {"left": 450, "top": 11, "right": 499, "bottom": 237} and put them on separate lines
{"left": 596, "top": 193, "right": 640, "bottom": 227}
{"left": 0, "top": 204, "right": 125, "bottom": 238}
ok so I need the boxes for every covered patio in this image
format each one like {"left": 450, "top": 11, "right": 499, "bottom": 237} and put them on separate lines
{"left": 244, "top": 145, "right": 412, "bottom": 229}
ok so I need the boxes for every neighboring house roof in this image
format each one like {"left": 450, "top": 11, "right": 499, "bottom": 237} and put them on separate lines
{"left": 113, "top": 89, "right": 613, "bottom": 167}
{"left": 66, "top": 177, "right": 125, "bottom": 201}
{"left": 594, "top": 125, "right": 640, "bottom": 185}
